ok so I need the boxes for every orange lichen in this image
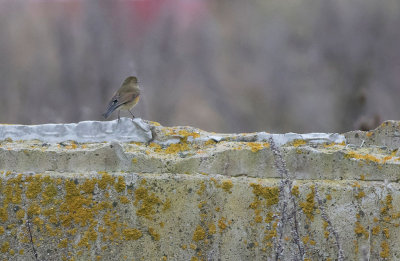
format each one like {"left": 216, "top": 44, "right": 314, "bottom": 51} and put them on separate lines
{"left": 165, "top": 142, "right": 189, "bottom": 154}
{"left": 366, "top": 131, "right": 374, "bottom": 137}
{"left": 345, "top": 151, "right": 382, "bottom": 163}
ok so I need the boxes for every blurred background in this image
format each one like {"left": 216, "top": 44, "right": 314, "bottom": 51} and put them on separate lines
{"left": 0, "top": 0, "right": 399, "bottom": 133}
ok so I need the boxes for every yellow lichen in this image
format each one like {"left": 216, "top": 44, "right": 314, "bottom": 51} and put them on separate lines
{"left": 196, "top": 182, "right": 206, "bottom": 196}
{"left": 354, "top": 222, "right": 369, "bottom": 238}
{"left": 134, "top": 186, "right": 162, "bottom": 220}
{"left": 264, "top": 223, "right": 277, "bottom": 242}
{"left": 247, "top": 142, "right": 269, "bottom": 152}
{"left": 250, "top": 183, "right": 279, "bottom": 206}
{"left": 345, "top": 151, "right": 382, "bottom": 163}
{"left": 218, "top": 217, "right": 227, "bottom": 232}
{"left": 208, "top": 223, "right": 216, "bottom": 235}
{"left": 26, "top": 176, "right": 43, "bottom": 199}
{"left": 80, "top": 179, "right": 96, "bottom": 194}
{"left": 0, "top": 207, "right": 8, "bottom": 222}
{"left": 204, "top": 139, "right": 216, "bottom": 146}
{"left": 291, "top": 185, "right": 299, "bottom": 197}
{"left": 164, "top": 142, "right": 189, "bottom": 154}
{"left": 42, "top": 184, "right": 57, "bottom": 205}
{"left": 162, "top": 198, "right": 171, "bottom": 212}
{"left": 148, "top": 227, "right": 160, "bottom": 241}
{"left": 193, "top": 225, "right": 206, "bottom": 241}
{"left": 178, "top": 130, "right": 200, "bottom": 139}
{"left": 355, "top": 191, "right": 365, "bottom": 199}
{"left": 265, "top": 212, "right": 274, "bottom": 223}
{"left": 380, "top": 241, "right": 390, "bottom": 258}
{"left": 221, "top": 180, "right": 233, "bottom": 193}
{"left": 372, "top": 226, "right": 380, "bottom": 235}
{"left": 119, "top": 196, "right": 131, "bottom": 204}
{"left": 254, "top": 214, "right": 263, "bottom": 223}
{"left": 98, "top": 172, "right": 115, "bottom": 190}
{"left": 1, "top": 242, "right": 9, "bottom": 253}
{"left": 123, "top": 228, "right": 142, "bottom": 240}
{"left": 115, "top": 176, "right": 126, "bottom": 193}
{"left": 383, "top": 227, "right": 390, "bottom": 239}
{"left": 293, "top": 139, "right": 307, "bottom": 147}
{"left": 381, "top": 194, "right": 393, "bottom": 215}
{"left": 299, "top": 186, "right": 316, "bottom": 221}
{"left": 27, "top": 204, "right": 41, "bottom": 217}
{"left": 58, "top": 239, "right": 68, "bottom": 248}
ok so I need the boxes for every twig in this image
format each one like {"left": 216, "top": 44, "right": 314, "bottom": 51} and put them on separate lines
{"left": 26, "top": 218, "right": 39, "bottom": 261}
{"left": 269, "top": 137, "right": 305, "bottom": 260}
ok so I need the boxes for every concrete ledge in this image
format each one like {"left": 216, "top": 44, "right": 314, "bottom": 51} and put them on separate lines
{"left": 1, "top": 119, "right": 400, "bottom": 260}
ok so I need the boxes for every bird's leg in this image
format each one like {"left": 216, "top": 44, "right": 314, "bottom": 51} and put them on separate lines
{"left": 118, "top": 110, "right": 120, "bottom": 124}
{"left": 128, "top": 109, "right": 135, "bottom": 120}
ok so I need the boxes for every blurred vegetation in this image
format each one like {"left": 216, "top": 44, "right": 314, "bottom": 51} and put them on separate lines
{"left": 0, "top": 0, "right": 399, "bottom": 133}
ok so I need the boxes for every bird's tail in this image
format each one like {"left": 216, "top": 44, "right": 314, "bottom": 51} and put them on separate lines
{"left": 102, "top": 103, "right": 118, "bottom": 119}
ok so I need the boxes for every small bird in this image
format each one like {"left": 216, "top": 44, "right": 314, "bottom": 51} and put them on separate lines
{"left": 102, "top": 76, "right": 141, "bottom": 121}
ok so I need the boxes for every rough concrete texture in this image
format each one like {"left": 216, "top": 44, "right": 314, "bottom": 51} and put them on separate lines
{"left": 1, "top": 119, "right": 400, "bottom": 260}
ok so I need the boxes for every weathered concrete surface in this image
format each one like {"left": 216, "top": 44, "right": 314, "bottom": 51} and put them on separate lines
{"left": 1, "top": 119, "right": 400, "bottom": 260}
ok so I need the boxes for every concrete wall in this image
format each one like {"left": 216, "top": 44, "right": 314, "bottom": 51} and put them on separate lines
{"left": 0, "top": 119, "right": 400, "bottom": 260}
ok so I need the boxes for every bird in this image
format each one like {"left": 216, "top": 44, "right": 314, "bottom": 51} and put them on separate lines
{"left": 102, "top": 76, "right": 141, "bottom": 121}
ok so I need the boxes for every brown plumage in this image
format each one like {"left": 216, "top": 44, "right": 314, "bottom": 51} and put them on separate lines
{"left": 102, "top": 76, "right": 141, "bottom": 120}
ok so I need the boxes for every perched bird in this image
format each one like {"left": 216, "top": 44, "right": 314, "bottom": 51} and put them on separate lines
{"left": 102, "top": 76, "right": 141, "bottom": 121}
